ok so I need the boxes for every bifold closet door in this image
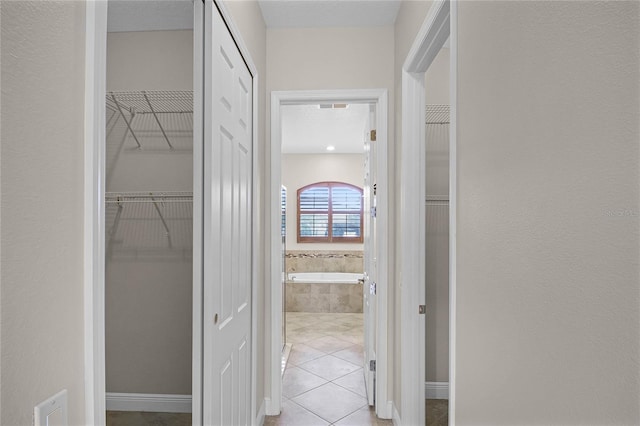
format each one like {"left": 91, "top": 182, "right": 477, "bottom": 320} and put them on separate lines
{"left": 202, "top": 2, "right": 253, "bottom": 425}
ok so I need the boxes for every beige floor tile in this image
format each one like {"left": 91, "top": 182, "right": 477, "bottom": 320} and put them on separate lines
{"left": 333, "top": 368, "right": 367, "bottom": 398}
{"left": 332, "top": 344, "right": 365, "bottom": 366}
{"left": 292, "top": 382, "right": 367, "bottom": 424}
{"left": 304, "top": 335, "right": 356, "bottom": 353}
{"left": 298, "top": 354, "right": 361, "bottom": 381}
{"left": 333, "top": 405, "right": 393, "bottom": 426}
{"left": 286, "top": 329, "right": 329, "bottom": 343}
{"left": 287, "top": 343, "right": 326, "bottom": 366}
{"left": 264, "top": 399, "right": 329, "bottom": 426}
{"left": 282, "top": 366, "right": 328, "bottom": 398}
{"left": 339, "top": 333, "right": 364, "bottom": 345}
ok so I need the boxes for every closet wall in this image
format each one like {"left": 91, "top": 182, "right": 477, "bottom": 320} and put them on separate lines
{"left": 424, "top": 47, "right": 450, "bottom": 385}
{"left": 105, "top": 30, "right": 193, "bottom": 395}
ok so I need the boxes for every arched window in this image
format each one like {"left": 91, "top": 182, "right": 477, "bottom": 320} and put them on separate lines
{"left": 297, "top": 181, "right": 363, "bottom": 243}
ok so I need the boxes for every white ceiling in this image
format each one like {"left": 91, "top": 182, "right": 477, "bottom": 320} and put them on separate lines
{"left": 258, "top": 0, "right": 401, "bottom": 28}
{"left": 281, "top": 104, "right": 370, "bottom": 154}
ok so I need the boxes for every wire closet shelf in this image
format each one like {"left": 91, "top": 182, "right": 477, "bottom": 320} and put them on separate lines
{"left": 425, "top": 104, "right": 450, "bottom": 206}
{"left": 106, "top": 191, "right": 193, "bottom": 258}
{"left": 106, "top": 90, "right": 193, "bottom": 152}
{"left": 425, "top": 104, "right": 450, "bottom": 125}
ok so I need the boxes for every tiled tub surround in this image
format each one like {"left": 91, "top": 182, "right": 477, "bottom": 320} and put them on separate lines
{"left": 286, "top": 281, "right": 363, "bottom": 313}
{"left": 286, "top": 251, "right": 363, "bottom": 274}
{"left": 285, "top": 251, "right": 364, "bottom": 313}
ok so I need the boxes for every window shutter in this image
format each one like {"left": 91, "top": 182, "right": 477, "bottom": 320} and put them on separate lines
{"left": 297, "top": 182, "right": 363, "bottom": 243}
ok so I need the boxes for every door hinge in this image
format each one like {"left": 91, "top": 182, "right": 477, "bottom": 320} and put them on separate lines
{"left": 419, "top": 305, "right": 426, "bottom": 315}
{"left": 370, "top": 130, "right": 377, "bottom": 141}
{"left": 371, "top": 206, "right": 377, "bottom": 218}
{"left": 370, "top": 282, "right": 377, "bottom": 295}
{"left": 373, "top": 183, "right": 377, "bottom": 196}
{"left": 369, "top": 360, "right": 376, "bottom": 371}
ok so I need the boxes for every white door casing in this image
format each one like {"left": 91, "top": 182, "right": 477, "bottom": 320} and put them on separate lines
{"left": 270, "top": 90, "right": 390, "bottom": 418}
{"left": 399, "top": 0, "right": 453, "bottom": 425}
{"left": 203, "top": 2, "right": 253, "bottom": 425}
{"left": 363, "top": 104, "right": 377, "bottom": 406}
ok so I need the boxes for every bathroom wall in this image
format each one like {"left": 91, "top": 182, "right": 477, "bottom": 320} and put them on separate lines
{"left": 425, "top": 47, "right": 450, "bottom": 384}
{"left": 282, "top": 153, "right": 365, "bottom": 252}
{"left": 105, "top": 29, "right": 193, "bottom": 396}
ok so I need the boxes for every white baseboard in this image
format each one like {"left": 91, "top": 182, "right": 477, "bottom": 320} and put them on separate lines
{"left": 255, "top": 399, "right": 266, "bottom": 426}
{"left": 106, "top": 393, "right": 191, "bottom": 413}
{"left": 392, "top": 403, "right": 401, "bottom": 425}
{"left": 265, "top": 397, "right": 278, "bottom": 416}
{"left": 425, "top": 381, "right": 449, "bottom": 399}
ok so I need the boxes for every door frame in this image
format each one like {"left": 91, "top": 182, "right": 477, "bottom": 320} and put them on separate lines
{"left": 399, "top": 0, "right": 456, "bottom": 425}
{"left": 269, "top": 89, "right": 391, "bottom": 419}
{"left": 83, "top": 1, "right": 261, "bottom": 424}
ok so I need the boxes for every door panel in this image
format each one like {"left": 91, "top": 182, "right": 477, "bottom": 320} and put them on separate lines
{"left": 203, "top": 2, "right": 253, "bottom": 425}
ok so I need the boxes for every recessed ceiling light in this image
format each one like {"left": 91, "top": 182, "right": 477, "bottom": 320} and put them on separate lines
{"left": 326, "top": 145, "right": 336, "bottom": 151}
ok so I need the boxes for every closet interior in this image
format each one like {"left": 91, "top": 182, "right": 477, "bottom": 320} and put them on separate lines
{"left": 106, "top": 91, "right": 193, "bottom": 259}
{"left": 425, "top": 103, "right": 450, "bottom": 403}
{"left": 104, "top": 15, "right": 194, "bottom": 423}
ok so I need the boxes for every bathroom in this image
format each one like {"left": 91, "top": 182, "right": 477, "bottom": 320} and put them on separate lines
{"left": 280, "top": 103, "right": 369, "bottom": 318}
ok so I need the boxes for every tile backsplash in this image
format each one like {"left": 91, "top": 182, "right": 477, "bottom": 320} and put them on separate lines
{"left": 285, "top": 250, "right": 363, "bottom": 273}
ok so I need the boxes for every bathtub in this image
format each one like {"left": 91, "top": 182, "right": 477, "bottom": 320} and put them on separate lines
{"left": 287, "top": 272, "right": 363, "bottom": 284}
{"left": 286, "top": 272, "right": 364, "bottom": 313}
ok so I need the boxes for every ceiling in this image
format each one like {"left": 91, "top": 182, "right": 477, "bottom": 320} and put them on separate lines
{"left": 258, "top": 0, "right": 401, "bottom": 28}
{"left": 281, "top": 104, "right": 370, "bottom": 154}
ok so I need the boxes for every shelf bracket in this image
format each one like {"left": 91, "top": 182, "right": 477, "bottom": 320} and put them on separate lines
{"left": 111, "top": 94, "right": 142, "bottom": 149}
{"left": 151, "top": 194, "right": 173, "bottom": 249}
{"left": 143, "top": 91, "right": 175, "bottom": 150}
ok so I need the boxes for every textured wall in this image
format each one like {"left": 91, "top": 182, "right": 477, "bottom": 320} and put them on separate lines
{"left": 1, "top": 1, "right": 86, "bottom": 424}
{"left": 456, "top": 1, "right": 640, "bottom": 424}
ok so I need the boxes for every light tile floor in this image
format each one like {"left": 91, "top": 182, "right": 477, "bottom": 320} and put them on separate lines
{"left": 265, "top": 312, "right": 392, "bottom": 426}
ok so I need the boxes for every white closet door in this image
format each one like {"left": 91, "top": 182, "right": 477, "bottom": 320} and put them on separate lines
{"left": 203, "top": 2, "right": 253, "bottom": 425}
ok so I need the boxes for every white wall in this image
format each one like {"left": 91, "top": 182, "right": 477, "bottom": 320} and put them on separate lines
{"left": 456, "top": 1, "right": 639, "bottom": 424}
{"left": 0, "top": 1, "right": 86, "bottom": 424}
{"left": 267, "top": 25, "right": 395, "bottom": 405}
{"left": 105, "top": 29, "right": 193, "bottom": 395}
{"left": 282, "top": 154, "right": 365, "bottom": 251}
{"left": 220, "top": 0, "right": 268, "bottom": 413}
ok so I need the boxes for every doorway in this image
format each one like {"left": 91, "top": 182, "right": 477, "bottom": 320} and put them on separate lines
{"left": 84, "top": 2, "right": 260, "bottom": 425}
{"left": 269, "top": 90, "right": 391, "bottom": 420}
{"left": 399, "top": 0, "right": 455, "bottom": 425}
{"left": 103, "top": 1, "right": 195, "bottom": 424}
